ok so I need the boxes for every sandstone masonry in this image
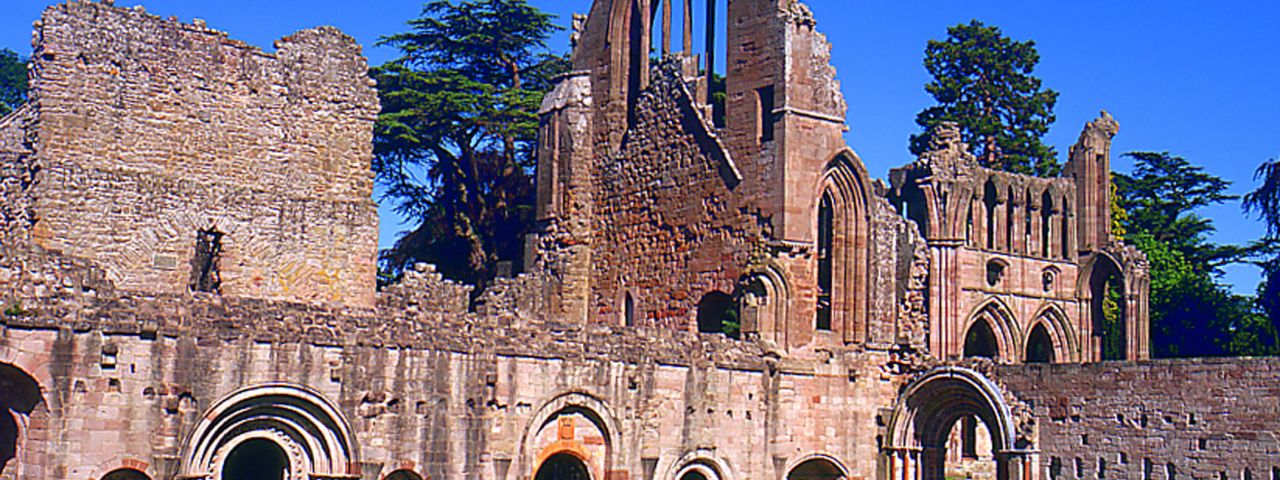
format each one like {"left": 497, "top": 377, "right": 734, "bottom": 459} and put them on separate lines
{"left": 0, "top": 2, "right": 1272, "bottom": 480}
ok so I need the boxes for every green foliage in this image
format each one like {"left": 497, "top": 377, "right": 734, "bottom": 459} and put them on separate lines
{"left": 721, "top": 305, "right": 740, "bottom": 340}
{"left": 910, "top": 20, "right": 1060, "bottom": 176}
{"left": 1244, "top": 158, "right": 1280, "bottom": 236}
{"left": 708, "top": 73, "right": 726, "bottom": 128}
{"left": 3, "top": 301, "right": 29, "bottom": 317}
{"left": 373, "top": 0, "right": 568, "bottom": 287}
{"left": 1100, "top": 276, "right": 1125, "bottom": 360}
{"left": 1114, "top": 152, "right": 1242, "bottom": 273}
{"left": 1134, "top": 233, "right": 1274, "bottom": 357}
{"left": 1114, "top": 153, "right": 1274, "bottom": 356}
{"left": 1243, "top": 158, "right": 1280, "bottom": 345}
{"left": 1109, "top": 180, "right": 1128, "bottom": 241}
{"left": 0, "top": 48, "right": 28, "bottom": 116}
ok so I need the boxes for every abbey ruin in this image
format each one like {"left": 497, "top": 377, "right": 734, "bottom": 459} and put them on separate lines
{"left": 0, "top": 1, "right": 1277, "bottom": 479}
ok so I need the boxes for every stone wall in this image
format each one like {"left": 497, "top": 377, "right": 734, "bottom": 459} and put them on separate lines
{"left": 995, "top": 359, "right": 1280, "bottom": 480}
{"left": 26, "top": 2, "right": 379, "bottom": 307}
{"left": 0, "top": 277, "right": 905, "bottom": 480}
{"left": 591, "top": 61, "right": 761, "bottom": 330}
{"left": 0, "top": 105, "right": 36, "bottom": 241}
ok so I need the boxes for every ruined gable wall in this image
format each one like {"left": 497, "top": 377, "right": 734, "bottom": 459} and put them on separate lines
{"left": 591, "top": 62, "right": 764, "bottom": 328}
{"left": 25, "top": 2, "right": 379, "bottom": 306}
{"left": 995, "top": 359, "right": 1280, "bottom": 479}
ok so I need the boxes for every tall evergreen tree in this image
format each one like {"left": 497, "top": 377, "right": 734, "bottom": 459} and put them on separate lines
{"left": 0, "top": 49, "right": 27, "bottom": 116}
{"left": 910, "top": 20, "right": 1060, "bottom": 176}
{"left": 1244, "top": 158, "right": 1280, "bottom": 344}
{"left": 1114, "top": 152, "right": 1241, "bottom": 272}
{"left": 373, "top": 0, "right": 568, "bottom": 288}
{"left": 1115, "top": 152, "right": 1272, "bottom": 356}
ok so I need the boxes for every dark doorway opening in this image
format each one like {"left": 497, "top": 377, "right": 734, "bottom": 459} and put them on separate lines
{"left": 787, "top": 458, "right": 845, "bottom": 480}
{"left": 1025, "top": 324, "right": 1055, "bottom": 363}
{"left": 222, "top": 438, "right": 289, "bottom": 480}
{"left": 0, "top": 363, "right": 40, "bottom": 478}
{"left": 535, "top": 452, "right": 590, "bottom": 480}
{"left": 696, "top": 290, "right": 737, "bottom": 338}
{"left": 384, "top": 470, "right": 424, "bottom": 480}
{"left": 190, "top": 229, "right": 223, "bottom": 293}
{"left": 964, "top": 319, "right": 998, "bottom": 359}
{"left": 101, "top": 468, "right": 150, "bottom": 480}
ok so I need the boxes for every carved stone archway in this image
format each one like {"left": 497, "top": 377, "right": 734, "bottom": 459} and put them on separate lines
{"left": 882, "top": 367, "right": 1035, "bottom": 480}
{"left": 179, "top": 384, "right": 359, "bottom": 480}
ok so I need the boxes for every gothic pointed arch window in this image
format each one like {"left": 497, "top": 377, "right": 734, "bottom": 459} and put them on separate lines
{"left": 623, "top": 291, "right": 636, "bottom": 327}
{"left": 1039, "top": 190, "right": 1049, "bottom": 259}
{"left": 1025, "top": 323, "right": 1055, "bottom": 363}
{"left": 816, "top": 192, "right": 834, "bottom": 331}
{"left": 1006, "top": 186, "right": 1015, "bottom": 251}
{"left": 1061, "top": 195, "right": 1072, "bottom": 259}
{"left": 1025, "top": 187, "right": 1034, "bottom": 253}
{"left": 964, "top": 318, "right": 999, "bottom": 359}
{"left": 984, "top": 179, "right": 998, "bottom": 250}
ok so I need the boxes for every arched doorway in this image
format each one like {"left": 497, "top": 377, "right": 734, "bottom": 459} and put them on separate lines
{"left": 883, "top": 367, "right": 1033, "bottom": 480}
{"left": 180, "top": 384, "right": 358, "bottom": 480}
{"left": 1025, "top": 324, "right": 1054, "bottom": 363}
{"left": 1082, "top": 254, "right": 1128, "bottom": 361}
{"left": 672, "top": 458, "right": 726, "bottom": 480}
{"left": 535, "top": 452, "right": 590, "bottom": 480}
{"left": 521, "top": 393, "right": 617, "bottom": 480}
{"left": 222, "top": 438, "right": 289, "bottom": 480}
{"left": 101, "top": 468, "right": 151, "bottom": 480}
{"left": 788, "top": 457, "right": 847, "bottom": 480}
{"left": 0, "top": 363, "right": 41, "bottom": 479}
{"left": 963, "top": 319, "right": 998, "bottom": 359}
{"left": 384, "top": 469, "right": 424, "bottom": 480}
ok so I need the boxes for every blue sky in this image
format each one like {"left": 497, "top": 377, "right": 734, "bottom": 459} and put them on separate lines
{"left": 3, "top": 0, "right": 1276, "bottom": 294}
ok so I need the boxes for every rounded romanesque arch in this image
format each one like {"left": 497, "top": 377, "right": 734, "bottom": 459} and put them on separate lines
{"left": 883, "top": 367, "right": 1034, "bottom": 480}
{"left": 536, "top": 451, "right": 592, "bottom": 480}
{"left": 738, "top": 261, "right": 791, "bottom": 346}
{"left": 786, "top": 454, "right": 849, "bottom": 480}
{"left": 663, "top": 449, "right": 733, "bottom": 480}
{"left": 519, "top": 392, "right": 621, "bottom": 480}
{"left": 962, "top": 299, "right": 1020, "bottom": 363}
{"left": 179, "top": 384, "right": 358, "bottom": 480}
{"left": 100, "top": 468, "right": 151, "bottom": 480}
{"left": 383, "top": 470, "right": 424, "bottom": 480}
{"left": 0, "top": 362, "right": 42, "bottom": 480}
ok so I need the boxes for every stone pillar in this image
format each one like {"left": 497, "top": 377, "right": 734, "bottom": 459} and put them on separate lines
{"left": 996, "top": 451, "right": 1035, "bottom": 480}
{"left": 1064, "top": 112, "right": 1120, "bottom": 253}
{"left": 661, "top": 0, "right": 672, "bottom": 55}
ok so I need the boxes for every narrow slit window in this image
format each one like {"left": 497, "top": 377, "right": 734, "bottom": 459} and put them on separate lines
{"left": 624, "top": 292, "right": 636, "bottom": 327}
{"left": 758, "top": 85, "right": 776, "bottom": 143}
{"left": 190, "top": 229, "right": 223, "bottom": 294}
{"left": 1042, "top": 191, "right": 1054, "bottom": 257}
{"left": 816, "top": 193, "right": 833, "bottom": 331}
